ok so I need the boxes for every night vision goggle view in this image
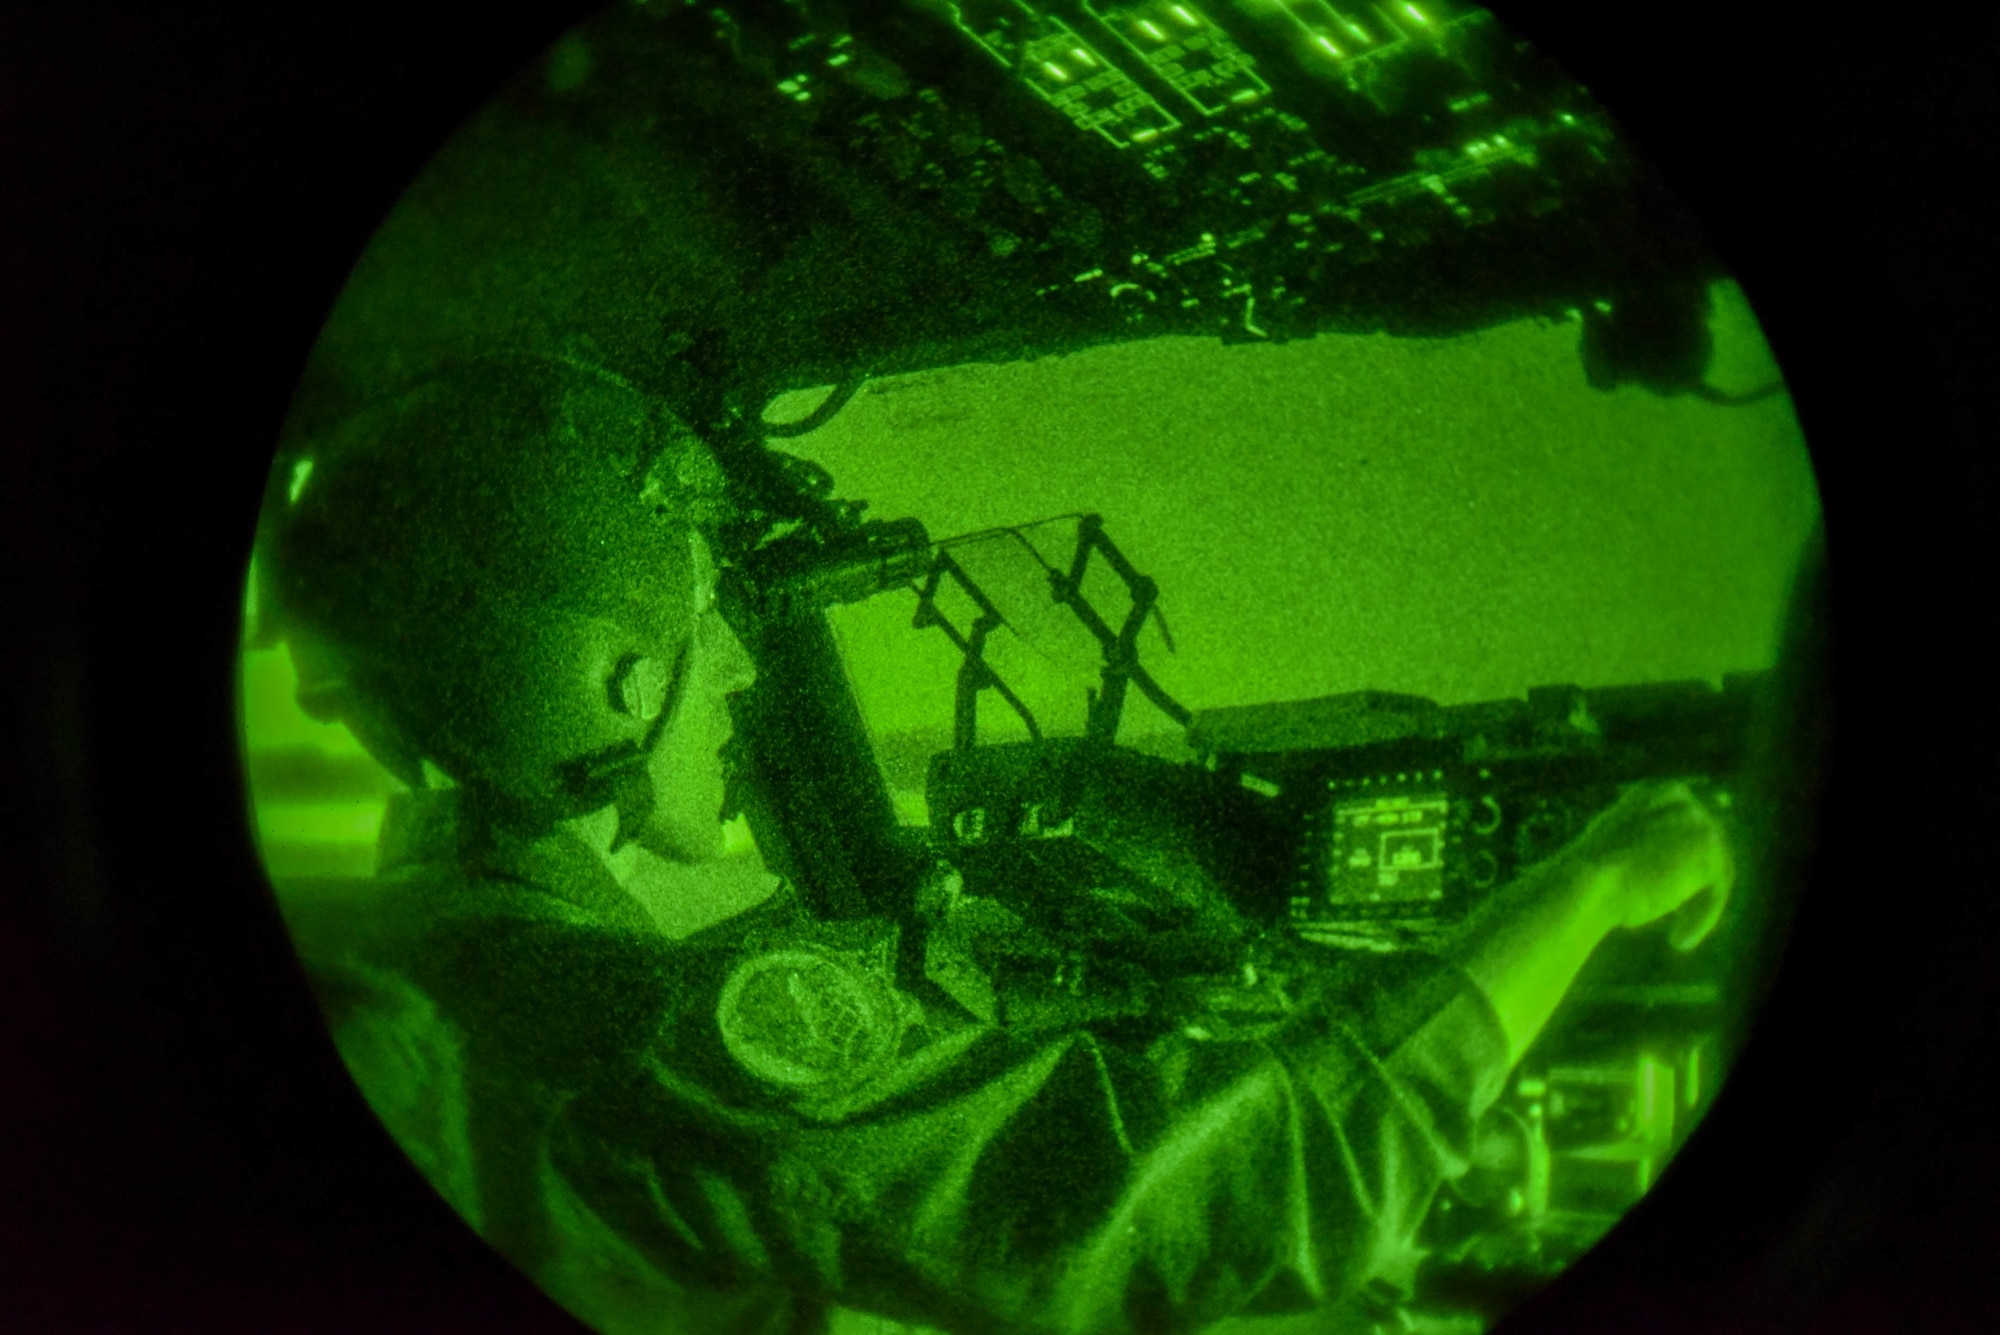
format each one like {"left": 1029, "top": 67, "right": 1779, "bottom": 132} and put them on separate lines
{"left": 239, "top": 4, "right": 1820, "bottom": 1332}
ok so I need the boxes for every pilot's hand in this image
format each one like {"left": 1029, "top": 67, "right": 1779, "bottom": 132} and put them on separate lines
{"left": 1570, "top": 780, "right": 1734, "bottom": 951}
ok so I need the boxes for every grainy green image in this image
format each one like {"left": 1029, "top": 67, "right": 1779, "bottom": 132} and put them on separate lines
{"left": 241, "top": 3, "right": 1821, "bottom": 1333}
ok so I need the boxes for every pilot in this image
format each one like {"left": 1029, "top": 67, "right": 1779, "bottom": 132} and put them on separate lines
{"left": 260, "top": 354, "right": 1733, "bottom": 1335}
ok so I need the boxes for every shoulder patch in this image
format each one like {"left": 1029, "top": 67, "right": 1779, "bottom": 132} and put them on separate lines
{"left": 716, "top": 949, "right": 898, "bottom": 1091}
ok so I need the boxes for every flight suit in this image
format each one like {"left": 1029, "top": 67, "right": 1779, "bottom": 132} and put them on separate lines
{"left": 296, "top": 789, "right": 1510, "bottom": 1335}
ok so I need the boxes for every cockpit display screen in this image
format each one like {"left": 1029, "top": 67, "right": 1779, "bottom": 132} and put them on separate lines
{"left": 1327, "top": 792, "right": 1450, "bottom": 906}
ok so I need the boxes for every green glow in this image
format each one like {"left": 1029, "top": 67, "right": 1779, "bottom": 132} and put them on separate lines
{"left": 241, "top": 643, "right": 370, "bottom": 756}
{"left": 790, "top": 286, "right": 1812, "bottom": 800}
{"left": 257, "top": 801, "right": 387, "bottom": 849}
{"left": 1104, "top": 0, "right": 1277, "bottom": 130}
{"left": 242, "top": 4, "right": 1822, "bottom": 1332}
{"left": 955, "top": 3, "right": 1184, "bottom": 147}
{"left": 240, "top": 641, "right": 395, "bottom": 878}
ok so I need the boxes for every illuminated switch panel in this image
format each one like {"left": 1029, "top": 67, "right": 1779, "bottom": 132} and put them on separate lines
{"left": 952, "top": 0, "right": 1183, "bottom": 146}
{"left": 1271, "top": 0, "right": 1412, "bottom": 65}
{"left": 1086, "top": 1, "right": 1271, "bottom": 115}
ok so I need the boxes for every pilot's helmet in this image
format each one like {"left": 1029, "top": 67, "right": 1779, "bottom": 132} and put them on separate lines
{"left": 257, "top": 354, "right": 730, "bottom": 832}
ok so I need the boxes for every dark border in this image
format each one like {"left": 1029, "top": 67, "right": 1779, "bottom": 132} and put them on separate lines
{"left": 2, "top": 4, "right": 1992, "bottom": 1331}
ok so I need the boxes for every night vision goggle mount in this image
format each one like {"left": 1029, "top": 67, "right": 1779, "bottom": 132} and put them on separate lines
{"left": 912, "top": 513, "right": 1191, "bottom": 751}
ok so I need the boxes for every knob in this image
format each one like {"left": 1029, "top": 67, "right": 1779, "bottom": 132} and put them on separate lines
{"left": 1471, "top": 794, "right": 1503, "bottom": 835}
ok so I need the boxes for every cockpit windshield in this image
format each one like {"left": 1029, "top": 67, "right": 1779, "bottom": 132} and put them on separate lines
{"left": 775, "top": 303, "right": 1816, "bottom": 833}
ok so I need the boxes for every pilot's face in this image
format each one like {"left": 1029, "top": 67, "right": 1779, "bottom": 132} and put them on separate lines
{"left": 638, "top": 533, "right": 757, "bottom": 862}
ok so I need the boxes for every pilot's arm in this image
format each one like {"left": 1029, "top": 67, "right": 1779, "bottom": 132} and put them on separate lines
{"left": 1448, "top": 780, "right": 1733, "bottom": 1066}
{"left": 549, "top": 783, "right": 1730, "bottom": 1335}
